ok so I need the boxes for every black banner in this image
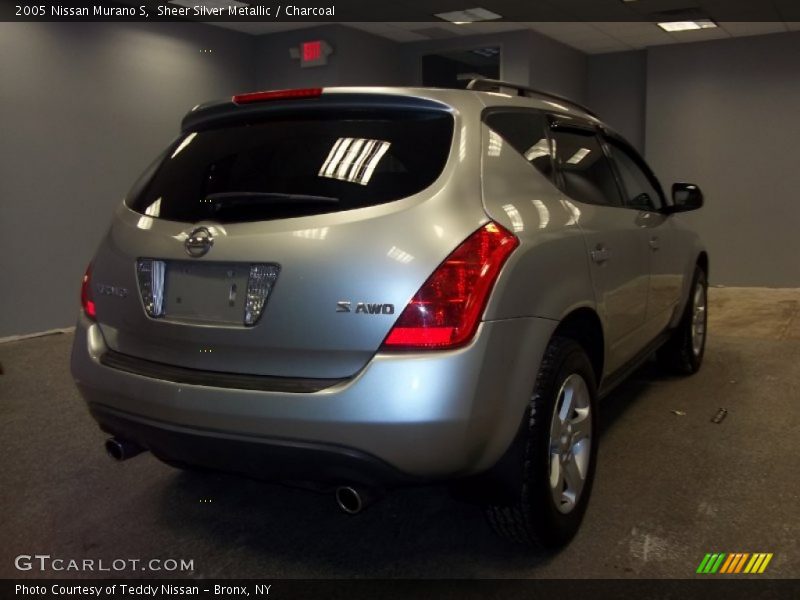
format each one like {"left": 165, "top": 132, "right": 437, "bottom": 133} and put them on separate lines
{"left": 2, "top": 0, "right": 799, "bottom": 22}
{"left": 3, "top": 579, "right": 799, "bottom": 600}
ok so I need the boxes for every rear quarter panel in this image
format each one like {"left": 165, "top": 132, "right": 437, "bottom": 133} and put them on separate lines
{"left": 480, "top": 122, "right": 597, "bottom": 323}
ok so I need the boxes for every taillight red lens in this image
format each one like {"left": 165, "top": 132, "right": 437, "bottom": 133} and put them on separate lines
{"left": 81, "top": 264, "right": 96, "bottom": 320}
{"left": 382, "top": 222, "right": 519, "bottom": 350}
{"left": 232, "top": 88, "right": 322, "bottom": 104}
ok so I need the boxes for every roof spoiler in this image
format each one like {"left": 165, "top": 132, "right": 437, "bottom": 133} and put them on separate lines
{"left": 180, "top": 93, "right": 452, "bottom": 132}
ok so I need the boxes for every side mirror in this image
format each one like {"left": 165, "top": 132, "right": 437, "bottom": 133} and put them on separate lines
{"left": 666, "top": 183, "right": 704, "bottom": 213}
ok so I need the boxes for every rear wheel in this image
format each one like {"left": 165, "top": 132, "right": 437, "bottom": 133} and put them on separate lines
{"left": 485, "top": 336, "right": 598, "bottom": 548}
{"left": 658, "top": 266, "right": 707, "bottom": 374}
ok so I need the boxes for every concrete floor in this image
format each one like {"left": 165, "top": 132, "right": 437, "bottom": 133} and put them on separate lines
{"left": 0, "top": 287, "right": 798, "bottom": 579}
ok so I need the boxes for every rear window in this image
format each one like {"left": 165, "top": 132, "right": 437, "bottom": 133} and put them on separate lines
{"left": 126, "top": 110, "right": 454, "bottom": 223}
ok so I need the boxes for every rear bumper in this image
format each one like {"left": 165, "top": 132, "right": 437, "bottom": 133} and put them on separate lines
{"left": 71, "top": 314, "right": 557, "bottom": 480}
{"left": 90, "top": 403, "right": 413, "bottom": 487}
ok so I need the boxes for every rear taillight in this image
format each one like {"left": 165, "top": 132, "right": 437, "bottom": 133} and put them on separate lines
{"left": 232, "top": 88, "right": 322, "bottom": 104}
{"left": 81, "top": 263, "right": 96, "bottom": 320}
{"left": 381, "top": 222, "right": 519, "bottom": 350}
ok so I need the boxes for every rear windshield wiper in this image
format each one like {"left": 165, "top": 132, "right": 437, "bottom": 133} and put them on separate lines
{"left": 205, "top": 192, "right": 340, "bottom": 208}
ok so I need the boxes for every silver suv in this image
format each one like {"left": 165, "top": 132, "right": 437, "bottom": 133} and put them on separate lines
{"left": 71, "top": 80, "right": 708, "bottom": 547}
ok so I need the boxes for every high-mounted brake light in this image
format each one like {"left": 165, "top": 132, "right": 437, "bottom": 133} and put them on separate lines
{"left": 382, "top": 222, "right": 519, "bottom": 350}
{"left": 232, "top": 88, "right": 323, "bottom": 105}
{"left": 81, "top": 263, "right": 96, "bottom": 320}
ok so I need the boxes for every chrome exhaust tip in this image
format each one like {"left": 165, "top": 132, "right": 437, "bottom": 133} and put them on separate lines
{"left": 335, "top": 486, "right": 367, "bottom": 515}
{"left": 105, "top": 437, "right": 144, "bottom": 461}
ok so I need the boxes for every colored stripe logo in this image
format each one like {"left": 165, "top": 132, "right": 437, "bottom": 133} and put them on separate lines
{"left": 696, "top": 553, "right": 773, "bottom": 574}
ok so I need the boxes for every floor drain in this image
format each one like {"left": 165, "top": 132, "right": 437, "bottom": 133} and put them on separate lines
{"left": 711, "top": 408, "right": 728, "bottom": 424}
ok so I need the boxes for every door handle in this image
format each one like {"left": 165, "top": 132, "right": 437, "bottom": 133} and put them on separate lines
{"left": 591, "top": 245, "right": 610, "bottom": 264}
{"left": 649, "top": 236, "right": 660, "bottom": 250}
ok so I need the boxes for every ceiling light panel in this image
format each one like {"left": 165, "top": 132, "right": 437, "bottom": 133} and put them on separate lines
{"left": 435, "top": 7, "right": 502, "bottom": 23}
{"left": 657, "top": 20, "right": 718, "bottom": 32}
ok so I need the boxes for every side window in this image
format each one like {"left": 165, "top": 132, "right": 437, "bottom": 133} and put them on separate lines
{"left": 484, "top": 110, "right": 554, "bottom": 179}
{"left": 549, "top": 126, "right": 623, "bottom": 207}
{"left": 606, "top": 140, "right": 663, "bottom": 211}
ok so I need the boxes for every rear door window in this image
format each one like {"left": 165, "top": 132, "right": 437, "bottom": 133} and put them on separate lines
{"left": 549, "top": 125, "right": 624, "bottom": 207}
{"left": 126, "top": 110, "right": 454, "bottom": 223}
{"left": 484, "top": 110, "right": 554, "bottom": 179}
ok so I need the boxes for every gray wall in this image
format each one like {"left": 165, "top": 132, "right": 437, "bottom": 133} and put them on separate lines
{"left": 255, "top": 25, "right": 409, "bottom": 88}
{"left": 254, "top": 27, "right": 587, "bottom": 102}
{"left": 645, "top": 32, "right": 800, "bottom": 287}
{"left": 525, "top": 30, "right": 587, "bottom": 103}
{"left": 0, "top": 22, "right": 255, "bottom": 337}
{"left": 587, "top": 51, "right": 647, "bottom": 151}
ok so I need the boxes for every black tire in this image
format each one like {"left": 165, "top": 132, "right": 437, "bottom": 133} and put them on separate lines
{"left": 485, "top": 336, "right": 599, "bottom": 549}
{"left": 658, "top": 266, "right": 707, "bottom": 375}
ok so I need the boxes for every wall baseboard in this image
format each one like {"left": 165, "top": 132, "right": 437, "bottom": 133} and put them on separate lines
{"left": 0, "top": 327, "right": 75, "bottom": 345}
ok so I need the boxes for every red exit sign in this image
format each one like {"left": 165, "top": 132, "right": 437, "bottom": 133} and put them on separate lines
{"left": 290, "top": 40, "right": 332, "bottom": 67}
{"left": 302, "top": 41, "right": 322, "bottom": 62}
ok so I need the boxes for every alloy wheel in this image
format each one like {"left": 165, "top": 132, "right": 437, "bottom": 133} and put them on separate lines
{"left": 548, "top": 373, "right": 593, "bottom": 514}
{"left": 691, "top": 282, "right": 707, "bottom": 356}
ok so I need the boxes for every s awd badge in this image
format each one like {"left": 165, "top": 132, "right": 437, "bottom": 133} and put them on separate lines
{"left": 337, "top": 301, "right": 395, "bottom": 315}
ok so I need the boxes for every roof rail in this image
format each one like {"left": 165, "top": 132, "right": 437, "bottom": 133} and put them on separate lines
{"left": 466, "top": 78, "right": 600, "bottom": 119}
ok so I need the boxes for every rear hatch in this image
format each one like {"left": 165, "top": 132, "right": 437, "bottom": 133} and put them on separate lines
{"left": 90, "top": 90, "right": 487, "bottom": 380}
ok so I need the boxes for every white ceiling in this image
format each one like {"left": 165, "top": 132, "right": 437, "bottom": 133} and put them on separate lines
{"left": 211, "top": 20, "right": 799, "bottom": 54}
